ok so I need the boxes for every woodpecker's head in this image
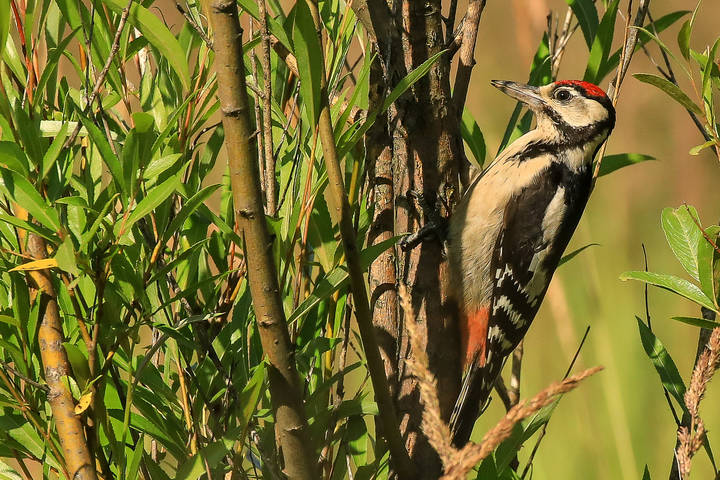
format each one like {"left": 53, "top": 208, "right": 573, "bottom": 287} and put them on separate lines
{"left": 491, "top": 79, "right": 615, "bottom": 147}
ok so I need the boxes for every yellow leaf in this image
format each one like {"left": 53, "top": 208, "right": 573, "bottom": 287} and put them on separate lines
{"left": 9, "top": 258, "right": 58, "bottom": 272}
{"left": 74, "top": 391, "right": 93, "bottom": 415}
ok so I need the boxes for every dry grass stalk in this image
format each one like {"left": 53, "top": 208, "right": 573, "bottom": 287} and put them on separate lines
{"left": 442, "top": 366, "right": 603, "bottom": 480}
{"left": 399, "top": 285, "right": 458, "bottom": 468}
{"left": 675, "top": 327, "right": 720, "bottom": 479}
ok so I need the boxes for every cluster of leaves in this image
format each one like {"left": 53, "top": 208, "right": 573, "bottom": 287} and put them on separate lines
{"left": 620, "top": 3, "right": 720, "bottom": 477}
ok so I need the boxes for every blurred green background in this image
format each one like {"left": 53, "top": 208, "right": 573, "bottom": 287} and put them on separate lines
{"left": 466, "top": 1, "right": 720, "bottom": 478}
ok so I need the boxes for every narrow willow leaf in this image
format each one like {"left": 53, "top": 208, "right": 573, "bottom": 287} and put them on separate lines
{"left": 678, "top": 20, "right": 692, "bottom": 60}
{"left": 598, "top": 153, "right": 655, "bottom": 177}
{"left": 175, "top": 440, "right": 231, "bottom": 480}
{"left": 565, "top": 0, "right": 598, "bottom": 49}
{"left": 598, "top": 11, "right": 690, "bottom": 81}
{"left": 558, "top": 243, "right": 599, "bottom": 266}
{"left": 461, "top": 108, "right": 486, "bottom": 169}
{"left": 0, "top": 214, "right": 59, "bottom": 243}
{"left": 661, "top": 206, "right": 703, "bottom": 280}
{"left": 9, "top": 258, "right": 58, "bottom": 272}
{"left": 78, "top": 114, "right": 123, "bottom": 194}
{"left": 102, "top": 0, "right": 190, "bottom": 90}
{"left": 698, "top": 226, "right": 720, "bottom": 304}
{"left": 633, "top": 73, "right": 703, "bottom": 115}
{"left": 583, "top": 0, "right": 619, "bottom": 84}
{"left": 620, "top": 271, "right": 717, "bottom": 312}
{"left": 115, "top": 175, "right": 181, "bottom": 239}
{"left": 163, "top": 184, "right": 220, "bottom": 241}
{"left": 237, "top": 363, "right": 265, "bottom": 441}
{"left": 671, "top": 316, "right": 719, "bottom": 329}
{"left": 382, "top": 50, "right": 446, "bottom": 111}
{"left": 0, "top": 169, "right": 61, "bottom": 232}
{"left": 237, "top": 0, "right": 292, "bottom": 48}
{"left": 0, "top": 141, "right": 30, "bottom": 176}
{"left": 54, "top": 237, "right": 79, "bottom": 276}
{"left": 293, "top": 0, "right": 323, "bottom": 124}
{"left": 42, "top": 122, "right": 69, "bottom": 180}
{"left": 0, "top": 460, "right": 23, "bottom": 480}
{"left": 0, "top": 0, "right": 9, "bottom": 60}
{"left": 636, "top": 318, "right": 686, "bottom": 408}
{"left": 689, "top": 139, "right": 717, "bottom": 155}
{"left": 33, "top": 28, "right": 80, "bottom": 110}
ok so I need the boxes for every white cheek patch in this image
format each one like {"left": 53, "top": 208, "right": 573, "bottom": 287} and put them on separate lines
{"left": 559, "top": 100, "right": 608, "bottom": 128}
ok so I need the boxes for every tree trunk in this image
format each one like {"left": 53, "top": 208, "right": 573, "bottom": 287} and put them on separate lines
{"left": 364, "top": 0, "right": 466, "bottom": 475}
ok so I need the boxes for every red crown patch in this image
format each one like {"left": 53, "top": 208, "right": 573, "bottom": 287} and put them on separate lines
{"left": 554, "top": 80, "right": 608, "bottom": 99}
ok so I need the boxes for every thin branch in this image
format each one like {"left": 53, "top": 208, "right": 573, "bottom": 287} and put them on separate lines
{"left": 257, "top": 0, "right": 277, "bottom": 215}
{"left": 207, "top": 3, "right": 318, "bottom": 479}
{"left": 175, "top": 1, "right": 213, "bottom": 49}
{"left": 64, "top": 0, "right": 134, "bottom": 150}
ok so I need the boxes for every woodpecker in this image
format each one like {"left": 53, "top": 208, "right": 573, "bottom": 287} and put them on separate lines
{"left": 447, "top": 79, "right": 615, "bottom": 446}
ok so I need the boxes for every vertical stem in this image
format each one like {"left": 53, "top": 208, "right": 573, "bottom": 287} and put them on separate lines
{"left": 257, "top": 0, "right": 277, "bottom": 215}
{"left": 303, "top": 0, "right": 415, "bottom": 477}
{"left": 206, "top": 3, "right": 318, "bottom": 479}
{"left": 25, "top": 234, "right": 98, "bottom": 480}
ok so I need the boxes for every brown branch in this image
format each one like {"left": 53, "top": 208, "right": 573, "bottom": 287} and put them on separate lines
{"left": 303, "top": 0, "right": 415, "bottom": 477}
{"left": 25, "top": 234, "right": 98, "bottom": 480}
{"left": 206, "top": 3, "right": 318, "bottom": 480}
{"left": 64, "top": 0, "right": 134, "bottom": 150}
{"left": 257, "top": 0, "right": 277, "bottom": 215}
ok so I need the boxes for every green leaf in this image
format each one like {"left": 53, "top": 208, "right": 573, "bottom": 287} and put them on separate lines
{"left": 689, "top": 139, "right": 718, "bottom": 155}
{"left": 0, "top": 0, "right": 9, "bottom": 60}
{"left": 0, "top": 213, "right": 60, "bottom": 243}
{"left": 237, "top": 363, "right": 266, "bottom": 441}
{"left": 642, "top": 465, "right": 652, "bottom": 480}
{"left": 583, "top": 0, "right": 619, "bottom": 84}
{"left": 461, "top": 108, "right": 486, "bottom": 169}
{"left": 144, "top": 153, "right": 181, "bottom": 179}
{"left": 125, "top": 433, "right": 145, "bottom": 480}
{"left": 347, "top": 416, "right": 368, "bottom": 468}
{"left": 0, "top": 168, "right": 61, "bottom": 232}
{"left": 383, "top": 50, "right": 446, "bottom": 112}
{"left": 287, "top": 236, "right": 400, "bottom": 324}
{"left": 598, "top": 153, "right": 655, "bottom": 177}
{"left": 0, "top": 141, "right": 30, "bottom": 176}
{"left": 598, "top": 11, "right": 690, "bottom": 81}
{"left": 42, "top": 122, "right": 69, "bottom": 180}
{"left": 565, "top": 0, "right": 598, "bottom": 49}
{"left": 558, "top": 243, "right": 599, "bottom": 266}
{"left": 54, "top": 237, "right": 79, "bottom": 276}
{"left": 293, "top": 0, "right": 324, "bottom": 124}
{"left": 636, "top": 318, "right": 686, "bottom": 408}
{"left": 678, "top": 20, "right": 692, "bottom": 60}
{"left": 102, "top": 0, "right": 190, "bottom": 90}
{"left": 678, "top": 2, "right": 701, "bottom": 60}
{"left": 633, "top": 73, "right": 703, "bottom": 116}
{"left": 63, "top": 342, "right": 90, "bottom": 388}
{"left": 163, "top": 184, "right": 220, "bottom": 242}
{"left": 237, "top": 0, "right": 292, "bottom": 49}
{"left": 114, "top": 174, "right": 181, "bottom": 239}
{"left": 78, "top": 113, "right": 124, "bottom": 194}
{"left": 175, "top": 440, "right": 231, "bottom": 480}
{"left": 0, "top": 460, "right": 23, "bottom": 480}
{"left": 33, "top": 28, "right": 80, "bottom": 110}
{"left": 619, "top": 271, "right": 717, "bottom": 312}
{"left": 661, "top": 206, "right": 704, "bottom": 281}
{"left": 671, "top": 316, "right": 719, "bottom": 329}
{"left": 698, "top": 226, "right": 720, "bottom": 304}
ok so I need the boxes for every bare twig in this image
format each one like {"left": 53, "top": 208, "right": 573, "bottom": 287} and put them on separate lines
{"left": 64, "top": 0, "right": 134, "bottom": 150}
{"left": 207, "top": 3, "right": 318, "bottom": 479}
{"left": 175, "top": 1, "right": 213, "bottom": 49}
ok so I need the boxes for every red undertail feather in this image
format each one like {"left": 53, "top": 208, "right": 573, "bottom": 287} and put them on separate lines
{"left": 460, "top": 306, "right": 490, "bottom": 368}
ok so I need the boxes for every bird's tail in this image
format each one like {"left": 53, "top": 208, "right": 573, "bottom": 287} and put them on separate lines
{"left": 449, "top": 354, "right": 504, "bottom": 447}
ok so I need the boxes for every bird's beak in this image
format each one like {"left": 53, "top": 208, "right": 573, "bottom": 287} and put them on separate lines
{"left": 491, "top": 80, "right": 545, "bottom": 110}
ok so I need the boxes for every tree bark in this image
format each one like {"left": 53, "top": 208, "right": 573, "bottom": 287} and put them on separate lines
{"left": 360, "top": 0, "right": 466, "bottom": 476}
{"left": 206, "top": 3, "right": 318, "bottom": 479}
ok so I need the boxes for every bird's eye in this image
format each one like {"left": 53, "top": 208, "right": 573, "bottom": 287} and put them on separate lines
{"left": 554, "top": 89, "right": 571, "bottom": 101}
